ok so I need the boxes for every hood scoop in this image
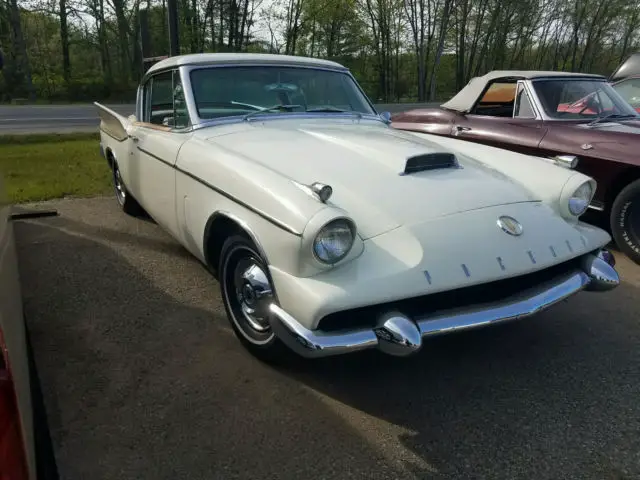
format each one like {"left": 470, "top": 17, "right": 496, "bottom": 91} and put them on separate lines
{"left": 400, "top": 152, "right": 460, "bottom": 175}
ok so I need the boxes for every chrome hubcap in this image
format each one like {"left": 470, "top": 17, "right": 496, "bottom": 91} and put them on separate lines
{"left": 233, "top": 259, "right": 273, "bottom": 332}
{"left": 114, "top": 166, "right": 126, "bottom": 204}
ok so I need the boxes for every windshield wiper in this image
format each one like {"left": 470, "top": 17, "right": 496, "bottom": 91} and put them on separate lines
{"left": 306, "top": 106, "right": 347, "bottom": 112}
{"left": 587, "top": 113, "right": 637, "bottom": 127}
{"left": 306, "top": 107, "right": 364, "bottom": 118}
{"left": 242, "top": 104, "right": 301, "bottom": 121}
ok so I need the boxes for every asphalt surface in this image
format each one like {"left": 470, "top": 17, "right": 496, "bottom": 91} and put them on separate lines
{"left": 0, "top": 103, "right": 436, "bottom": 135}
{"left": 0, "top": 104, "right": 135, "bottom": 135}
{"left": 13, "top": 197, "right": 640, "bottom": 480}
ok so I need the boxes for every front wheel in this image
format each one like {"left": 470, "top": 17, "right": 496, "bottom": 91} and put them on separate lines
{"left": 610, "top": 178, "right": 640, "bottom": 265}
{"left": 218, "top": 235, "right": 293, "bottom": 363}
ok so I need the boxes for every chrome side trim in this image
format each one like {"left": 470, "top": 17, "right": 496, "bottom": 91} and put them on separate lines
{"left": 137, "top": 146, "right": 303, "bottom": 236}
{"left": 268, "top": 250, "right": 620, "bottom": 359}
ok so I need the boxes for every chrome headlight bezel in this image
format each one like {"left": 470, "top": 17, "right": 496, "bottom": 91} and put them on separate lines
{"left": 312, "top": 218, "right": 357, "bottom": 264}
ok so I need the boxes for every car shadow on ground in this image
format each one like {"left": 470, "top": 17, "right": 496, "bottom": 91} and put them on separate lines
{"left": 279, "top": 278, "right": 640, "bottom": 478}
{"left": 14, "top": 217, "right": 428, "bottom": 480}
{"left": 14, "top": 212, "right": 640, "bottom": 479}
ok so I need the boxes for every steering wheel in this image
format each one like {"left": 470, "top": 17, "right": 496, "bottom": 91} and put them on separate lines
{"left": 577, "top": 94, "right": 602, "bottom": 115}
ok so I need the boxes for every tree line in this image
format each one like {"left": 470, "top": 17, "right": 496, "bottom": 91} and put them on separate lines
{"left": 0, "top": 0, "right": 639, "bottom": 103}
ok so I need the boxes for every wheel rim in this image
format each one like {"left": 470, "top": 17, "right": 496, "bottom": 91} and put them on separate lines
{"left": 222, "top": 245, "right": 276, "bottom": 345}
{"left": 113, "top": 164, "right": 126, "bottom": 205}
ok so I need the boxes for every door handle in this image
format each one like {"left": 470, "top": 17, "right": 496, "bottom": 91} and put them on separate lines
{"left": 128, "top": 134, "right": 139, "bottom": 142}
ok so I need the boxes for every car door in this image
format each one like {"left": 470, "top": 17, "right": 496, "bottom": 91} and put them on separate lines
{"left": 451, "top": 80, "right": 547, "bottom": 156}
{"left": 127, "top": 69, "right": 191, "bottom": 238}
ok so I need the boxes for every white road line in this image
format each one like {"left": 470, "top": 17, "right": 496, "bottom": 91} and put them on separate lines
{"left": 0, "top": 117, "right": 97, "bottom": 122}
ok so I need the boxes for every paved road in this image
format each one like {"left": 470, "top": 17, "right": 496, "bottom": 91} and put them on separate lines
{"left": 0, "top": 103, "right": 436, "bottom": 135}
{"left": 13, "top": 196, "right": 640, "bottom": 479}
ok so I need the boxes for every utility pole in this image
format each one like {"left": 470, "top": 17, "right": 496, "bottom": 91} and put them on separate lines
{"left": 167, "top": 0, "right": 180, "bottom": 56}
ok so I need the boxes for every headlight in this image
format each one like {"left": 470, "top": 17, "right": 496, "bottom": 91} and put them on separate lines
{"left": 568, "top": 181, "right": 593, "bottom": 216}
{"left": 313, "top": 219, "right": 355, "bottom": 264}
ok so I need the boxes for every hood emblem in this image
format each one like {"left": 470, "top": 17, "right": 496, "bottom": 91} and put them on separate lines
{"left": 581, "top": 143, "right": 593, "bottom": 150}
{"left": 497, "top": 216, "right": 523, "bottom": 236}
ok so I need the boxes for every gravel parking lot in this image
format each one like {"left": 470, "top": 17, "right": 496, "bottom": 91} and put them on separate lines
{"left": 14, "top": 196, "right": 640, "bottom": 480}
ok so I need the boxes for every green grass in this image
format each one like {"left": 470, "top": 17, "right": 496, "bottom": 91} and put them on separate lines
{"left": 0, "top": 133, "right": 113, "bottom": 203}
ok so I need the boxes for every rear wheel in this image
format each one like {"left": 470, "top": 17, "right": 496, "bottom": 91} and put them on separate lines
{"left": 610, "top": 178, "right": 640, "bottom": 265}
{"left": 218, "top": 234, "right": 293, "bottom": 363}
{"left": 112, "top": 160, "right": 145, "bottom": 217}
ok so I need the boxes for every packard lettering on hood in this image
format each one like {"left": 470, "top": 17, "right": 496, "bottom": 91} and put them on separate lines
{"left": 95, "top": 53, "right": 619, "bottom": 363}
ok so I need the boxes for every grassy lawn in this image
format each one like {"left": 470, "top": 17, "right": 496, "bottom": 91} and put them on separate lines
{"left": 0, "top": 133, "right": 113, "bottom": 203}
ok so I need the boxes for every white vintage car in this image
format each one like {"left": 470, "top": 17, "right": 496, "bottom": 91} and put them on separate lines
{"left": 96, "top": 53, "right": 620, "bottom": 362}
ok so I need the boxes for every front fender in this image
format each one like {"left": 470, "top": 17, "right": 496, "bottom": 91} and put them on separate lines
{"left": 176, "top": 138, "right": 359, "bottom": 276}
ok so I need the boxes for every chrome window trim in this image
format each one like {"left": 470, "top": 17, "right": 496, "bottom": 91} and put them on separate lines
{"left": 133, "top": 68, "right": 196, "bottom": 134}
{"left": 513, "top": 80, "right": 541, "bottom": 120}
{"left": 189, "top": 113, "right": 385, "bottom": 132}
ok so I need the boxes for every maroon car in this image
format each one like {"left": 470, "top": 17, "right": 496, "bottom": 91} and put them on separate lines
{"left": 391, "top": 70, "right": 640, "bottom": 265}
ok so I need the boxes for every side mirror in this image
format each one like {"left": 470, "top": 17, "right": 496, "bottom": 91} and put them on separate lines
{"left": 379, "top": 111, "right": 392, "bottom": 124}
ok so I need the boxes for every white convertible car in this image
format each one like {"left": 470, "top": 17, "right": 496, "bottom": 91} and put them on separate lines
{"left": 96, "top": 53, "right": 620, "bottom": 362}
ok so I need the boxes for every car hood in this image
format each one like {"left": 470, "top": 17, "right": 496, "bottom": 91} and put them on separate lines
{"left": 204, "top": 120, "right": 537, "bottom": 239}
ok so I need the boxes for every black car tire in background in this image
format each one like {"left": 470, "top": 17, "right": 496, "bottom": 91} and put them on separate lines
{"left": 610, "top": 178, "right": 640, "bottom": 265}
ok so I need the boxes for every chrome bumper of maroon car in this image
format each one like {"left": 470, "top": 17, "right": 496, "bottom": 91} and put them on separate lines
{"left": 268, "top": 249, "right": 619, "bottom": 359}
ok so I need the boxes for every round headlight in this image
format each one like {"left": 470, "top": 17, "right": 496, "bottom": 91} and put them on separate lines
{"left": 568, "top": 182, "right": 593, "bottom": 216}
{"left": 313, "top": 219, "right": 355, "bottom": 264}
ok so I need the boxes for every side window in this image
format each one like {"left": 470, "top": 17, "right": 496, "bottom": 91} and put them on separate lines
{"left": 142, "top": 70, "right": 191, "bottom": 129}
{"left": 472, "top": 81, "right": 517, "bottom": 117}
{"left": 149, "top": 71, "right": 174, "bottom": 126}
{"left": 514, "top": 84, "right": 536, "bottom": 118}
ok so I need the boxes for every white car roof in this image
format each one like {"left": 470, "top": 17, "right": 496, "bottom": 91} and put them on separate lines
{"left": 441, "top": 70, "right": 606, "bottom": 113}
{"left": 146, "top": 53, "right": 348, "bottom": 76}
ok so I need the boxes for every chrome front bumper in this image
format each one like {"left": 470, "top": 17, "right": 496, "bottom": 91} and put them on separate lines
{"left": 268, "top": 250, "right": 620, "bottom": 359}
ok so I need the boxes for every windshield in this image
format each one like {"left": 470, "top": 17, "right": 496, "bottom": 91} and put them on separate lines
{"left": 532, "top": 79, "right": 639, "bottom": 119}
{"left": 189, "top": 66, "right": 376, "bottom": 121}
